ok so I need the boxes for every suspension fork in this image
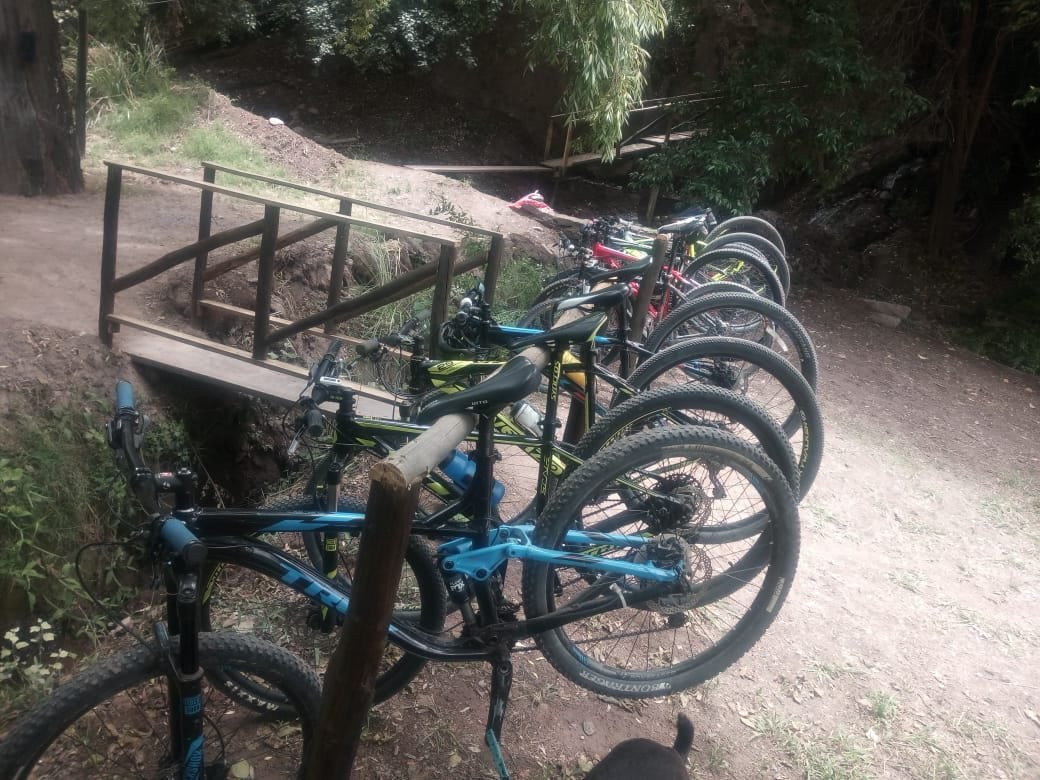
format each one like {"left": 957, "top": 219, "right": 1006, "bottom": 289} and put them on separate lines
{"left": 317, "top": 399, "right": 355, "bottom": 632}
{"left": 159, "top": 562, "right": 205, "bottom": 779}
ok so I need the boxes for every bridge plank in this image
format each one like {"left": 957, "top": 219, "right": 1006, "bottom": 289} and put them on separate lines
{"left": 112, "top": 316, "right": 395, "bottom": 416}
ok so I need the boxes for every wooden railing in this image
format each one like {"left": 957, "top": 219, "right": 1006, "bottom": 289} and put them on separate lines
{"left": 98, "top": 161, "right": 506, "bottom": 361}
{"left": 542, "top": 90, "right": 722, "bottom": 177}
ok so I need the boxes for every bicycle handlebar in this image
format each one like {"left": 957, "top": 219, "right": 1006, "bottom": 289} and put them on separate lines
{"left": 310, "top": 339, "right": 344, "bottom": 383}
{"left": 109, "top": 381, "right": 206, "bottom": 563}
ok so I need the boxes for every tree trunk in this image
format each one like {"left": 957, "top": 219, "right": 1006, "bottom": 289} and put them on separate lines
{"left": 0, "top": 0, "right": 82, "bottom": 196}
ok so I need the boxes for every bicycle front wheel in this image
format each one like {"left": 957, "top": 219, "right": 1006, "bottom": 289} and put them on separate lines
{"left": 0, "top": 632, "right": 321, "bottom": 779}
{"left": 521, "top": 427, "right": 800, "bottom": 698}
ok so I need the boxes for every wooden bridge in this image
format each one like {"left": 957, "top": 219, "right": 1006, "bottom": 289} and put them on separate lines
{"left": 99, "top": 161, "right": 507, "bottom": 410}
{"left": 406, "top": 90, "right": 717, "bottom": 178}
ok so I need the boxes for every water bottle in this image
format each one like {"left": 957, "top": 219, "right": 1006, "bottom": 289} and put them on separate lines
{"left": 510, "top": 400, "right": 543, "bottom": 437}
{"left": 439, "top": 449, "right": 504, "bottom": 507}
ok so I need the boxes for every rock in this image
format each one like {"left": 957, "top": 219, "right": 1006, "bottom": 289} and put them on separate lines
{"left": 868, "top": 312, "right": 903, "bottom": 328}
{"left": 809, "top": 193, "right": 893, "bottom": 251}
{"left": 507, "top": 233, "right": 557, "bottom": 265}
{"left": 861, "top": 298, "right": 911, "bottom": 319}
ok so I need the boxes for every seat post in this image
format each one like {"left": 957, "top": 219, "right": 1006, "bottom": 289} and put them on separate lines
{"left": 469, "top": 412, "right": 499, "bottom": 539}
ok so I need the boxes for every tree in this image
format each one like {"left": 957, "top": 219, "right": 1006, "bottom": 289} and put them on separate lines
{"left": 925, "top": 0, "right": 1040, "bottom": 260}
{"left": 0, "top": 0, "right": 82, "bottom": 196}
{"left": 167, "top": 0, "right": 668, "bottom": 160}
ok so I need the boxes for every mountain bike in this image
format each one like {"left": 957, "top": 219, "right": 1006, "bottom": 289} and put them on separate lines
{"left": 286, "top": 303, "right": 801, "bottom": 568}
{"left": 538, "top": 220, "right": 787, "bottom": 319}
{"left": 103, "top": 362, "right": 800, "bottom": 779}
{"left": 0, "top": 383, "right": 323, "bottom": 779}
{"left": 441, "top": 284, "right": 823, "bottom": 497}
{"left": 581, "top": 212, "right": 792, "bottom": 300}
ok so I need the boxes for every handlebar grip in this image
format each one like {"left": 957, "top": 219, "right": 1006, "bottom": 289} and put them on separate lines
{"left": 115, "top": 380, "right": 135, "bottom": 412}
{"left": 159, "top": 518, "right": 207, "bottom": 567}
{"left": 304, "top": 406, "right": 325, "bottom": 437}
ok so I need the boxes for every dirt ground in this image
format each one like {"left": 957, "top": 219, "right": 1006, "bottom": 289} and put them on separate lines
{"left": 1, "top": 93, "right": 1038, "bottom": 779}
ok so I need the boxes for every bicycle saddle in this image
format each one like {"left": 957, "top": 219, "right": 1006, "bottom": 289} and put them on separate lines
{"left": 415, "top": 353, "right": 543, "bottom": 423}
{"left": 657, "top": 214, "right": 708, "bottom": 235}
{"left": 556, "top": 283, "right": 631, "bottom": 314}
{"left": 588, "top": 259, "right": 652, "bottom": 285}
{"left": 509, "top": 312, "right": 608, "bottom": 350}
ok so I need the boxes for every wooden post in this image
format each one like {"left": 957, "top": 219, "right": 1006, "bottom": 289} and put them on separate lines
{"left": 75, "top": 9, "right": 86, "bottom": 154}
{"left": 482, "top": 233, "right": 504, "bottom": 307}
{"left": 252, "top": 205, "right": 280, "bottom": 360}
{"left": 427, "top": 244, "right": 456, "bottom": 358}
{"left": 626, "top": 234, "right": 670, "bottom": 375}
{"left": 645, "top": 187, "right": 661, "bottom": 225}
{"left": 543, "top": 119, "right": 554, "bottom": 162}
{"left": 98, "top": 164, "right": 122, "bottom": 346}
{"left": 305, "top": 347, "right": 549, "bottom": 779}
{"left": 304, "top": 415, "right": 471, "bottom": 780}
{"left": 326, "top": 198, "right": 353, "bottom": 332}
{"left": 560, "top": 124, "right": 573, "bottom": 179}
{"left": 191, "top": 165, "right": 216, "bottom": 324}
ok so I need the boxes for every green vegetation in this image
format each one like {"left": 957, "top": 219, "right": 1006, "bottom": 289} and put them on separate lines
{"left": 960, "top": 272, "right": 1040, "bottom": 373}
{"left": 0, "top": 396, "right": 190, "bottom": 632}
{"left": 633, "top": 0, "right": 921, "bottom": 213}
{"left": 0, "top": 620, "right": 77, "bottom": 720}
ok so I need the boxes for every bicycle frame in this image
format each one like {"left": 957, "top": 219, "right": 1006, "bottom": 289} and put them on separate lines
{"left": 187, "top": 430, "right": 686, "bottom": 668}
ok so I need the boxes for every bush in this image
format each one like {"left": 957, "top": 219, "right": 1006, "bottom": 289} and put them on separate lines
{"left": 0, "top": 396, "right": 191, "bottom": 632}
{"left": 959, "top": 270, "right": 1040, "bottom": 374}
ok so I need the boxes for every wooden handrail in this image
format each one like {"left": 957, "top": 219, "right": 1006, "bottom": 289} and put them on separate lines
{"left": 262, "top": 246, "right": 489, "bottom": 348}
{"left": 104, "top": 162, "right": 464, "bottom": 246}
{"left": 111, "top": 219, "right": 266, "bottom": 293}
{"left": 201, "top": 217, "right": 334, "bottom": 281}
{"left": 98, "top": 160, "right": 506, "bottom": 375}
{"left": 201, "top": 161, "right": 502, "bottom": 238}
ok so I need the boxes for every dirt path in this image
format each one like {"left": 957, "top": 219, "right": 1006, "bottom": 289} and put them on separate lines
{"left": 2, "top": 124, "right": 1038, "bottom": 777}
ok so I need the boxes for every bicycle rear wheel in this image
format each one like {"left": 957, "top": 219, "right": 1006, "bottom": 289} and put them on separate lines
{"left": 577, "top": 384, "right": 800, "bottom": 499}
{"left": 705, "top": 216, "right": 786, "bottom": 256}
{"left": 0, "top": 633, "right": 320, "bottom": 779}
{"left": 699, "top": 233, "right": 790, "bottom": 298}
{"left": 680, "top": 247, "right": 785, "bottom": 307}
{"left": 644, "top": 291, "right": 819, "bottom": 390}
{"left": 521, "top": 427, "right": 799, "bottom": 697}
{"left": 623, "top": 336, "right": 824, "bottom": 495}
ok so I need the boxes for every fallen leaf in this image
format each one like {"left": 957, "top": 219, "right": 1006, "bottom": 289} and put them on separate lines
{"left": 448, "top": 752, "right": 462, "bottom": 769}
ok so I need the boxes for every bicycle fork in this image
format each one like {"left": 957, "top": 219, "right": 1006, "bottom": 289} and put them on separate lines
{"left": 160, "top": 566, "right": 205, "bottom": 780}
